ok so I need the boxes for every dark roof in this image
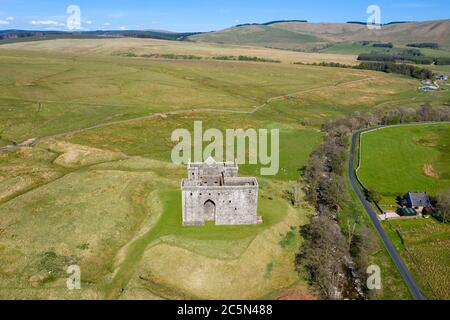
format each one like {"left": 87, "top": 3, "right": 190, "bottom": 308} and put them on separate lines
{"left": 406, "top": 192, "right": 431, "bottom": 207}
{"left": 398, "top": 207, "right": 417, "bottom": 217}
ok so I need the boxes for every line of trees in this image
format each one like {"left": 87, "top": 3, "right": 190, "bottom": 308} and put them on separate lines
{"left": 213, "top": 55, "right": 281, "bottom": 63}
{"left": 407, "top": 43, "right": 439, "bottom": 49}
{"left": 435, "top": 190, "right": 450, "bottom": 223}
{"left": 111, "top": 51, "right": 281, "bottom": 63}
{"left": 294, "top": 61, "right": 435, "bottom": 80}
{"left": 372, "top": 42, "right": 393, "bottom": 48}
{"left": 357, "top": 49, "right": 423, "bottom": 63}
{"left": 297, "top": 105, "right": 450, "bottom": 299}
{"left": 358, "top": 51, "right": 450, "bottom": 66}
{"left": 297, "top": 137, "right": 349, "bottom": 298}
{"left": 355, "top": 62, "right": 434, "bottom": 79}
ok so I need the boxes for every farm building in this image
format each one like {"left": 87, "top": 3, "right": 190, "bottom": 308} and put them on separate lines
{"left": 435, "top": 74, "right": 448, "bottom": 81}
{"left": 398, "top": 207, "right": 418, "bottom": 217}
{"left": 405, "top": 192, "right": 431, "bottom": 212}
{"left": 418, "top": 85, "right": 438, "bottom": 92}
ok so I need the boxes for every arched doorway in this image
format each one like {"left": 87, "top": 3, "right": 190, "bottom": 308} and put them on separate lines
{"left": 203, "top": 200, "right": 216, "bottom": 221}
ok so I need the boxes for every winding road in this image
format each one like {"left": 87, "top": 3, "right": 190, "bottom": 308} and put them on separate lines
{"left": 348, "top": 127, "right": 426, "bottom": 300}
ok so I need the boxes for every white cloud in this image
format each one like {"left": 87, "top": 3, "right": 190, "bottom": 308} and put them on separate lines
{"left": 86, "top": 20, "right": 93, "bottom": 25}
{"left": 0, "top": 20, "right": 10, "bottom": 25}
{"left": 119, "top": 26, "right": 127, "bottom": 30}
{"left": 6, "top": 16, "right": 14, "bottom": 21}
{"left": 103, "top": 22, "right": 111, "bottom": 26}
{"left": 30, "top": 20, "right": 65, "bottom": 27}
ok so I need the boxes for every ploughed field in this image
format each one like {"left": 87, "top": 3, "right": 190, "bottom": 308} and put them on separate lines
{"left": 0, "top": 38, "right": 446, "bottom": 299}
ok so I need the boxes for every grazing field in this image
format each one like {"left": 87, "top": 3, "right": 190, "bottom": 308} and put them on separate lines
{"left": 188, "top": 24, "right": 322, "bottom": 51}
{"left": 383, "top": 218, "right": 450, "bottom": 299}
{"left": 0, "top": 38, "right": 442, "bottom": 299}
{"left": 2, "top": 39, "right": 446, "bottom": 148}
{"left": 358, "top": 124, "right": 450, "bottom": 300}
{"left": 0, "top": 38, "right": 358, "bottom": 65}
{"left": 0, "top": 136, "right": 315, "bottom": 299}
{"left": 358, "top": 124, "right": 450, "bottom": 200}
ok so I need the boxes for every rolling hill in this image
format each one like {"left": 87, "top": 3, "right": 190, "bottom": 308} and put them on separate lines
{"left": 186, "top": 24, "right": 322, "bottom": 50}
{"left": 188, "top": 20, "right": 450, "bottom": 51}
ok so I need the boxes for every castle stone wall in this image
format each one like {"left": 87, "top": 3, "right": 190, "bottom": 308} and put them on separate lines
{"left": 181, "top": 158, "right": 260, "bottom": 226}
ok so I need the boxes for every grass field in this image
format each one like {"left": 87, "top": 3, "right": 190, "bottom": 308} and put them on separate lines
{"left": 1, "top": 38, "right": 443, "bottom": 299}
{"left": 383, "top": 218, "right": 450, "bottom": 299}
{"left": 0, "top": 37, "right": 358, "bottom": 64}
{"left": 357, "top": 124, "right": 450, "bottom": 299}
{"left": 359, "top": 124, "right": 450, "bottom": 200}
{"left": 1, "top": 38, "right": 449, "bottom": 148}
{"left": 189, "top": 24, "right": 322, "bottom": 51}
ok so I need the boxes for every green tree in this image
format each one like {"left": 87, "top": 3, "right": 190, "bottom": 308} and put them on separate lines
{"left": 436, "top": 189, "right": 450, "bottom": 223}
{"left": 366, "top": 189, "right": 382, "bottom": 203}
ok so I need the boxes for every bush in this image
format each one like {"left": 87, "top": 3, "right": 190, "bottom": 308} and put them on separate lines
{"left": 372, "top": 42, "right": 393, "bottom": 48}
{"left": 435, "top": 189, "right": 450, "bottom": 223}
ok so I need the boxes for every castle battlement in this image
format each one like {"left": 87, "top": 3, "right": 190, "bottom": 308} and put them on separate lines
{"left": 181, "top": 157, "right": 261, "bottom": 226}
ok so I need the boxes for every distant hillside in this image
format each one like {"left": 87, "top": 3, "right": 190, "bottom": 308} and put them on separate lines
{"left": 0, "top": 29, "right": 200, "bottom": 44}
{"left": 186, "top": 24, "right": 322, "bottom": 50}
{"left": 188, "top": 20, "right": 450, "bottom": 50}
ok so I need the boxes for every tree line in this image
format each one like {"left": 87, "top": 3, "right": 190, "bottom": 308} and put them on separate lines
{"left": 355, "top": 62, "right": 434, "bottom": 79}
{"left": 407, "top": 43, "right": 439, "bottom": 49}
{"left": 358, "top": 51, "right": 450, "bottom": 66}
{"left": 294, "top": 61, "right": 435, "bottom": 80}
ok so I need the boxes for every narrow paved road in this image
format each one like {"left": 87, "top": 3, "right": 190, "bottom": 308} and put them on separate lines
{"left": 349, "top": 127, "right": 426, "bottom": 300}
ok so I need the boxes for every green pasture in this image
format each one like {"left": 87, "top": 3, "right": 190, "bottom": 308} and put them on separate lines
{"left": 383, "top": 218, "right": 450, "bottom": 299}
{"left": 358, "top": 124, "right": 450, "bottom": 199}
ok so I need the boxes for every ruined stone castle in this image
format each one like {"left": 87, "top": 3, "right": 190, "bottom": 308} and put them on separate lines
{"left": 181, "top": 157, "right": 261, "bottom": 226}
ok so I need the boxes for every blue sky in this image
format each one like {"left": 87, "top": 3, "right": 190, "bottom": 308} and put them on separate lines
{"left": 0, "top": 0, "right": 448, "bottom": 32}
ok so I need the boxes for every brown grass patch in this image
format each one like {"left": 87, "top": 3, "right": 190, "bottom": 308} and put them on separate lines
{"left": 40, "top": 140, "right": 128, "bottom": 168}
{"left": 423, "top": 164, "right": 439, "bottom": 179}
{"left": 274, "top": 288, "right": 317, "bottom": 300}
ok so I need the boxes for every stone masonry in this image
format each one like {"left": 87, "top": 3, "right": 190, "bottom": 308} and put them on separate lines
{"left": 181, "top": 157, "right": 261, "bottom": 226}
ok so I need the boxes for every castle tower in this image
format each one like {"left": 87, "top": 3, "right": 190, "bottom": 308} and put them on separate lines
{"left": 181, "top": 158, "right": 261, "bottom": 226}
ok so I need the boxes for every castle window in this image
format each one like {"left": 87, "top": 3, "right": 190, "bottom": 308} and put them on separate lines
{"left": 229, "top": 200, "right": 232, "bottom": 204}
{"left": 190, "top": 193, "right": 193, "bottom": 196}
{"left": 209, "top": 193, "right": 211, "bottom": 196}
